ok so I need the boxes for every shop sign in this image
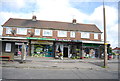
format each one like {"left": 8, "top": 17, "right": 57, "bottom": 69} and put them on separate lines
{"left": 56, "top": 39, "right": 71, "bottom": 42}
{"left": 38, "top": 41, "right": 46, "bottom": 42}
{"left": 31, "top": 41, "right": 53, "bottom": 45}
{"left": 26, "top": 37, "right": 55, "bottom": 41}
{"left": 71, "top": 40, "right": 78, "bottom": 42}
{"left": 83, "top": 44, "right": 100, "bottom": 47}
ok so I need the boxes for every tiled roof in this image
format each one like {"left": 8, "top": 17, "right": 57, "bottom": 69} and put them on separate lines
{"left": 2, "top": 18, "right": 102, "bottom": 33}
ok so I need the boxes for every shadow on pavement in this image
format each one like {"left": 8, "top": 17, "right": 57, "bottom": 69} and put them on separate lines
{"left": 88, "top": 62, "right": 104, "bottom": 67}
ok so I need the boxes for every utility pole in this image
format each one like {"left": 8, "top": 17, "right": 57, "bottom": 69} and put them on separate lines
{"left": 103, "top": 0, "right": 108, "bottom": 67}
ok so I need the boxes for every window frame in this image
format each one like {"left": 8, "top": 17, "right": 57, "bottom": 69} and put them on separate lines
{"left": 94, "top": 33, "right": 98, "bottom": 39}
{"left": 70, "top": 31, "right": 75, "bottom": 38}
{"left": 17, "top": 28, "right": 27, "bottom": 35}
{"left": 6, "top": 27, "right": 12, "bottom": 34}
{"left": 35, "top": 29, "right": 40, "bottom": 36}
{"left": 43, "top": 29, "right": 52, "bottom": 36}
{"left": 57, "top": 30, "right": 67, "bottom": 37}
{"left": 81, "top": 32, "right": 90, "bottom": 39}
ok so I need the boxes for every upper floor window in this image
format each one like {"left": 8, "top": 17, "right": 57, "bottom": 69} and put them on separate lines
{"left": 6, "top": 27, "right": 12, "bottom": 34}
{"left": 35, "top": 29, "right": 40, "bottom": 35}
{"left": 43, "top": 30, "right": 52, "bottom": 36}
{"left": 70, "top": 31, "right": 75, "bottom": 38}
{"left": 81, "top": 32, "right": 89, "bottom": 39}
{"left": 17, "top": 28, "right": 27, "bottom": 35}
{"left": 58, "top": 30, "right": 67, "bottom": 37}
{"left": 94, "top": 33, "right": 98, "bottom": 39}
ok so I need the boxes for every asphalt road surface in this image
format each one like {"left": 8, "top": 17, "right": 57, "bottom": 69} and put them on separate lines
{"left": 2, "top": 67, "right": 118, "bottom": 79}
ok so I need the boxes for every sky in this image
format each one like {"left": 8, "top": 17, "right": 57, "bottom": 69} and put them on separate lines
{"left": 0, "top": 0, "right": 119, "bottom": 48}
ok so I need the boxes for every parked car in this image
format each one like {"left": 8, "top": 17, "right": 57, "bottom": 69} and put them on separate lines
{"left": 101, "top": 53, "right": 112, "bottom": 60}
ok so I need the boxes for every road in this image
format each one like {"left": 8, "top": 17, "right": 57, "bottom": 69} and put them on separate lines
{"left": 2, "top": 67, "right": 118, "bottom": 79}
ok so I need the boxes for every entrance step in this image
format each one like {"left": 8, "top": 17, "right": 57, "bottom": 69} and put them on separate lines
{"left": 63, "top": 58, "right": 70, "bottom": 60}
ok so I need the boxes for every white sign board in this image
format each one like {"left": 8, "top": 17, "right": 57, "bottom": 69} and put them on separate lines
{"left": 5, "top": 43, "right": 11, "bottom": 52}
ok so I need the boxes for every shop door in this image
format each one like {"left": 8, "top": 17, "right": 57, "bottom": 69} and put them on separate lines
{"left": 63, "top": 47, "right": 68, "bottom": 57}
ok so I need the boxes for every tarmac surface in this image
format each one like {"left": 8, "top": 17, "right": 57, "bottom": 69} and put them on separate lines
{"left": 0, "top": 56, "right": 119, "bottom": 80}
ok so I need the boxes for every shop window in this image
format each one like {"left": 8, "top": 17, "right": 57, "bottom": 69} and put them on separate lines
{"left": 6, "top": 27, "right": 12, "bottom": 34}
{"left": 94, "top": 33, "right": 98, "bottom": 39}
{"left": 35, "top": 29, "right": 40, "bottom": 35}
{"left": 58, "top": 31, "right": 67, "bottom": 37}
{"left": 43, "top": 30, "right": 52, "bottom": 36}
{"left": 5, "top": 43, "right": 11, "bottom": 52}
{"left": 32, "top": 44, "right": 53, "bottom": 57}
{"left": 81, "top": 32, "right": 89, "bottom": 39}
{"left": 70, "top": 31, "right": 75, "bottom": 38}
{"left": 17, "top": 28, "right": 27, "bottom": 35}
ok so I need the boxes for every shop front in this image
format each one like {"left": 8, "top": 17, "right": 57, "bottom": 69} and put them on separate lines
{"left": 31, "top": 40, "right": 54, "bottom": 57}
{"left": 54, "top": 40, "right": 105, "bottom": 59}
{"left": 27, "top": 37, "right": 105, "bottom": 59}
{"left": 26, "top": 37, "right": 56, "bottom": 57}
{"left": 82, "top": 43, "right": 104, "bottom": 58}
{"left": 54, "top": 41, "right": 82, "bottom": 59}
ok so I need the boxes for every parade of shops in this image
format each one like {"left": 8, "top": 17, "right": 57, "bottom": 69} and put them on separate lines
{"left": 1, "top": 16, "right": 108, "bottom": 60}
{"left": 1, "top": 36, "right": 105, "bottom": 59}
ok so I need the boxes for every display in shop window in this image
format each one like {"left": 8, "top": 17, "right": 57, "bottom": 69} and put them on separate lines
{"left": 35, "top": 47, "right": 43, "bottom": 54}
{"left": 32, "top": 44, "right": 53, "bottom": 57}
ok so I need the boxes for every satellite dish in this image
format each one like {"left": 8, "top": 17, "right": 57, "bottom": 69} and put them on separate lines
{"left": 11, "top": 30, "right": 16, "bottom": 36}
{"left": 28, "top": 31, "right": 34, "bottom": 37}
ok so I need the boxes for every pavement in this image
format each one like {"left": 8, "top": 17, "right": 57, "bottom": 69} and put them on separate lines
{"left": 1, "top": 56, "right": 119, "bottom": 71}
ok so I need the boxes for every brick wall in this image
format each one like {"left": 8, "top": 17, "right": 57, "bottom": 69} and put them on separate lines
{"left": 3, "top": 28, "right": 101, "bottom": 41}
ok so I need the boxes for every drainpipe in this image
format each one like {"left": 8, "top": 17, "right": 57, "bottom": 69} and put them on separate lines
{"left": 28, "top": 40, "right": 31, "bottom": 56}
{"left": 53, "top": 41, "right": 56, "bottom": 58}
{"left": 81, "top": 42, "right": 83, "bottom": 59}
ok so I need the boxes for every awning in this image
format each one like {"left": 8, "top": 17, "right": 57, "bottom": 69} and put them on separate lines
{"left": 1, "top": 36, "right": 27, "bottom": 39}
{"left": 81, "top": 40, "right": 104, "bottom": 44}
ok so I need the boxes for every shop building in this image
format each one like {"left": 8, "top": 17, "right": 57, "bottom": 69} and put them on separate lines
{"left": 112, "top": 47, "right": 120, "bottom": 54}
{"left": 2, "top": 16, "right": 106, "bottom": 59}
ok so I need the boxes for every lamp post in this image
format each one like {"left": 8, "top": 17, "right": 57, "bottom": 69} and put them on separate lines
{"left": 103, "top": 0, "right": 108, "bottom": 67}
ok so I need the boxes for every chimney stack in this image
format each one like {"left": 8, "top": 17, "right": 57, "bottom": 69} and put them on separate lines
{"left": 72, "top": 19, "right": 77, "bottom": 24}
{"left": 32, "top": 15, "right": 37, "bottom": 21}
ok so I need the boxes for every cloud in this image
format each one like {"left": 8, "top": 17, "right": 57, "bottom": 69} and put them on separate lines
{"left": 86, "top": 5, "right": 118, "bottom": 48}
{"left": 0, "top": 12, "right": 32, "bottom": 36}
{"left": 87, "top": 5, "right": 118, "bottom": 29}
{"left": 1, "top": 0, "right": 25, "bottom": 9}
{"left": 34, "top": 0, "right": 89, "bottom": 22}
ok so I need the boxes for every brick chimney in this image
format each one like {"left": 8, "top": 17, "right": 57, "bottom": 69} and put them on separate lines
{"left": 32, "top": 15, "right": 37, "bottom": 21}
{"left": 72, "top": 19, "right": 77, "bottom": 24}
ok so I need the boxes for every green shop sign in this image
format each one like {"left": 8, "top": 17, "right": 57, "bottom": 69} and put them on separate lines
{"left": 26, "top": 37, "right": 55, "bottom": 41}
